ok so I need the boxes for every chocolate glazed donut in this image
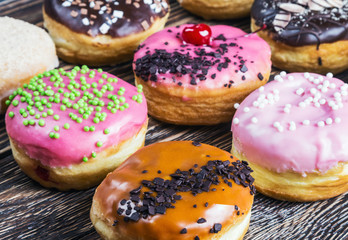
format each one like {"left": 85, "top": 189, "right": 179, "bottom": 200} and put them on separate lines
{"left": 251, "top": 0, "right": 348, "bottom": 74}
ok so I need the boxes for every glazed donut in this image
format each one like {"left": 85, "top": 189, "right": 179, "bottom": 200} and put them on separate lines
{"left": 91, "top": 141, "right": 255, "bottom": 240}
{"left": 177, "top": 0, "right": 254, "bottom": 20}
{"left": 0, "top": 16, "right": 58, "bottom": 113}
{"left": 231, "top": 72, "right": 348, "bottom": 202}
{"left": 251, "top": 0, "right": 348, "bottom": 74}
{"left": 43, "top": 0, "right": 170, "bottom": 66}
{"left": 133, "top": 24, "right": 271, "bottom": 125}
{"left": 5, "top": 66, "right": 148, "bottom": 190}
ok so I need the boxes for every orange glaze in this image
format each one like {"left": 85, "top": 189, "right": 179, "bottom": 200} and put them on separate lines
{"left": 93, "top": 141, "right": 254, "bottom": 239}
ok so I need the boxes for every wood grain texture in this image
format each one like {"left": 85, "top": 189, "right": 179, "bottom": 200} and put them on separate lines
{"left": 0, "top": 0, "right": 347, "bottom": 239}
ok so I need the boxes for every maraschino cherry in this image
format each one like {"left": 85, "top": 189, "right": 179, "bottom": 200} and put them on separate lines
{"left": 182, "top": 24, "right": 212, "bottom": 45}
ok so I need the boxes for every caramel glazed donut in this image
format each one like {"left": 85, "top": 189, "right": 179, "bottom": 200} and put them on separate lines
{"left": 91, "top": 141, "right": 256, "bottom": 240}
{"left": 133, "top": 24, "right": 271, "bottom": 125}
{"left": 251, "top": 0, "right": 348, "bottom": 74}
{"left": 232, "top": 72, "right": 348, "bottom": 202}
{"left": 43, "top": 0, "right": 170, "bottom": 66}
{"left": 5, "top": 66, "right": 148, "bottom": 190}
{"left": 177, "top": 0, "right": 254, "bottom": 20}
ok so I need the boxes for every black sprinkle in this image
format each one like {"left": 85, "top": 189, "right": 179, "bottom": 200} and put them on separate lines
{"left": 193, "top": 204, "right": 197, "bottom": 208}
{"left": 157, "top": 170, "right": 162, "bottom": 174}
{"left": 257, "top": 73, "right": 264, "bottom": 80}
{"left": 192, "top": 141, "right": 202, "bottom": 147}
{"left": 240, "top": 64, "right": 248, "bottom": 73}
{"left": 180, "top": 228, "right": 187, "bottom": 234}
{"left": 318, "top": 57, "right": 322, "bottom": 66}
{"left": 112, "top": 220, "right": 119, "bottom": 226}
{"left": 142, "top": 170, "right": 148, "bottom": 174}
{"left": 194, "top": 236, "right": 200, "bottom": 240}
{"left": 197, "top": 218, "right": 207, "bottom": 224}
{"left": 212, "top": 223, "right": 222, "bottom": 233}
{"left": 204, "top": 202, "right": 209, "bottom": 207}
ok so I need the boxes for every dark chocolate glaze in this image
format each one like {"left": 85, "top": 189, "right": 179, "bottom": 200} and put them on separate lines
{"left": 44, "top": 0, "right": 169, "bottom": 38}
{"left": 251, "top": 0, "right": 348, "bottom": 46}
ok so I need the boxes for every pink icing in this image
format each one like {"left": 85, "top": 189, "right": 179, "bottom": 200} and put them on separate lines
{"left": 133, "top": 24, "right": 271, "bottom": 89}
{"left": 232, "top": 72, "right": 348, "bottom": 173}
{"left": 5, "top": 68, "right": 147, "bottom": 168}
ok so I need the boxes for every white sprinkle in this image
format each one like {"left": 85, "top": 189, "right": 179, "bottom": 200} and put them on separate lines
{"left": 319, "top": 99, "right": 326, "bottom": 105}
{"left": 89, "top": 2, "right": 95, "bottom": 8}
{"left": 313, "top": 78, "right": 320, "bottom": 84}
{"left": 113, "top": 10, "right": 124, "bottom": 18}
{"left": 62, "top": 1, "right": 72, "bottom": 7}
{"left": 326, "top": 118, "right": 333, "bottom": 125}
{"left": 334, "top": 92, "right": 341, "bottom": 98}
{"left": 326, "top": 72, "right": 334, "bottom": 78}
{"left": 234, "top": 103, "right": 240, "bottom": 109}
{"left": 280, "top": 71, "right": 287, "bottom": 77}
{"left": 304, "top": 72, "right": 310, "bottom": 78}
{"left": 341, "top": 90, "right": 348, "bottom": 96}
{"left": 338, "top": 102, "right": 343, "bottom": 108}
{"left": 251, "top": 117, "right": 258, "bottom": 123}
{"left": 273, "top": 89, "right": 279, "bottom": 95}
{"left": 340, "top": 84, "right": 348, "bottom": 90}
{"left": 161, "top": 1, "right": 168, "bottom": 8}
{"left": 317, "top": 85, "right": 323, "bottom": 90}
{"left": 296, "top": 88, "right": 304, "bottom": 95}
{"left": 299, "top": 102, "right": 306, "bottom": 108}
{"left": 82, "top": 18, "right": 90, "bottom": 26}
{"left": 314, "top": 102, "right": 321, "bottom": 108}
{"left": 329, "top": 83, "right": 336, "bottom": 89}
{"left": 317, "top": 121, "right": 325, "bottom": 127}
{"left": 233, "top": 118, "right": 240, "bottom": 125}
{"left": 288, "top": 75, "right": 294, "bottom": 81}
{"left": 323, "top": 80, "right": 330, "bottom": 87}
{"left": 303, "top": 120, "right": 310, "bottom": 125}
{"left": 284, "top": 107, "right": 290, "bottom": 113}
{"left": 244, "top": 107, "right": 250, "bottom": 113}
{"left": 273, "top": 121, "right": 281, "bottom": 128}
{"left": 274, "top": 75, "right": 283, "bottom": 82}
{"left": 318, "top": 76, "right": 324, "bottom": 82}
{"left": 332, "top": 105, "right": 339, "bottom": 110}
{"left": 144, "top": 0, "right": 153, "bottom": 4}
{"left": 285, "top": 104, "right": 292, "bottom": 108}
{"left": 99, "top": 23, "right": 110, "bottom": 34}
{"left": 289, "top": 121, "right": 296, "bottom": 131}
{"left": 267, "top": 93, "right": 274, "bottom": 100}
{"left": 335, "top": 117, "right": 341, "bottom": 123}
{"left": 259, "top": 86, "right": 265, "bottom": 92}
{"left": 308, "top": 76, "right": 314, "bottom": 82}
{"left": 112, "top": 18, "right": 118, "bottom": 23}
{"left": 321, "top": 87, "right": 328, "bottom": 93}
{"left": 310, "top": 88, "right": 317, "bottom": 95}
{"left": 277, "top": 126, "right": 284, "bottom": 132}
{"left": 253, "top": 101, "right": 259, "bottom": 107}
{"left": 259, "top": 103, "right": 265, "bottom": 108}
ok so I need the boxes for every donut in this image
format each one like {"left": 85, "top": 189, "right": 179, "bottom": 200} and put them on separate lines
{"left": 177, "top": 0, "right": 254, "bottom": 20}
{"left": 251, "top": 0, "right": 348, "bottom": 74}
{"left": 231, "top": 72, "right": 348, "bottom": 202}
{"left": 133, "top": 24, "right": 272, "bottom": 125}
{"left": 43, "top": 0, "right": 170, "bottom": 66}
{"left": 5, "top": 66, "right": 148, "bottom": 190}
{"left": 0, "top": 16, "right": 58, "bottom": 113}
{"left": 91, "top": 141, "right": 256, "bottom": 240}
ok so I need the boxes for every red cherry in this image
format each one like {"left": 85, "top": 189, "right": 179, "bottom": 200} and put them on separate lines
{"left": 182, "top": 24, "right": 212, "bottom": 46}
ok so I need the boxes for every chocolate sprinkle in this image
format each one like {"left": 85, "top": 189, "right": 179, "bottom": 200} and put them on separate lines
{"left": 194, "top": 236, "right": 200, "bottom": 240}
{"left": 257, "top": 73, "right": 264, "bottom": 80}
{"left": 180, "top": 228, "right": 188, "bottom": 234}
{"left": 211, "top": 223, "right": 222, "bottom": 233}
{"left": 115, "top": 159, "right": 255, "bottom": 229}
{"left": 197, "top": 218, "right": 207, "bottom": 224}
{"left": 192, "top": 141, "right": 202, "bottom": 147}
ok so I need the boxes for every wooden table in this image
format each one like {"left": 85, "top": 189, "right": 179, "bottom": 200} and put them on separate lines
{"left": 0, "top": 0, "right": 347, "bottom": 239}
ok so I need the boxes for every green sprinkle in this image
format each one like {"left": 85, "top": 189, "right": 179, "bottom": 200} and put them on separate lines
{"left": 96, "top": 141, "right": 103, "bottom": 147}
{"left": 111, "top": 108, "right": 117, "bottom": 114}
{"left": 29, "top": 119, "right": 35, "bottom": 125}
{"left": 42, "top": 112, "right": 48, "bottom": 118}
{"left": 54, "top": 133, "right": 60, "bottom": 139}
{"left": 89, "top": 126, "right": 95, "bottom": 132}
{"left": 82, "top": 157, "right": 88, "bottom": 162}
{"left": 35, "top": 114, "right": 41, "bottom": 119}
{"left": 49, "top": 132, "right": 55, "bottom": 138}
{"left": 23, "top": 120, "right": 29, "bottom": 126}
{"left": 8, "top": 111, "right": 14, "bottom": 118}
{"left": 104, "top": 129, "right": 110, "bottom": 134}
{"left": 93, "top": 117, "right": 100, "bottom": 124}
{"left": 54, "top": 125, "right": 60, "bottom": 131}
{"left": 22, "top": 112, "right": 28, "bottom": 118}
{"left": 102, "top": 74, "right": 107, "bottom": 79}
{"left": 29, "top": 109, "right": 35, "bottom": 116}
{"left": 98, "top": 68, "right": 103, "bottom": 73}
{"left": 119, "top": 97, "right": 126, "bottom": 103}
{"left": 76, "top": 118, "right": 83, "bottom": 123}
{"left": 91, "top": 152, "right": 97, "bottom": 158}
{"left": 47, "top": 109, "right": 54, "bottom": 115}
{"left": 84, "top": 126, "right": 90, "bottom": 132}
{"left": 64, "top": 123, "right": 70, "bottom": 129}
{"left": 60, "top": 105, "right": 67, "bottom": 111}
{"left": 38, "top": 119, "right": 45, "bottom": 127}
{"left": 12, "top": 100, "right": 19, "bottom": 107}
{"left": 53, "top": 115, "right": 60, "bottom": 121}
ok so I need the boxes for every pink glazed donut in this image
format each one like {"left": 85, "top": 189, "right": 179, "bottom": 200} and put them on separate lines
{"left": 133, "top": 24, "right": 271, "bottom": 125}
{"left": 5, "top": 66, "right": 148, "bottom": 190}
{"left": 231, "top": 72, "right": 348, "bottom": 201}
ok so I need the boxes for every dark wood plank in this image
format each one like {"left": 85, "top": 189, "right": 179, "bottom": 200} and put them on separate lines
{"left": 0, "top": 0, "right": 347, "bottom": 239}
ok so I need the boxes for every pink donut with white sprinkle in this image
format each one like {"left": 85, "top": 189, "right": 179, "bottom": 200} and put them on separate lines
{"left": 231, "top": 72, "right": 348, "bottom": 201}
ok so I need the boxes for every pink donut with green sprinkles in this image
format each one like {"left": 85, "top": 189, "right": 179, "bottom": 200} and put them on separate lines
{"left": 5, "top": 65, "right": 147, "bottom": 168}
